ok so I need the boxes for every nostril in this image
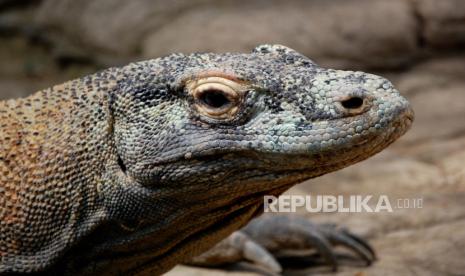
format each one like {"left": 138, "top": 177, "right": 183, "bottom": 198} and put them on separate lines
{"left": 341, "top": 97, "right": 364, "bottom": 109}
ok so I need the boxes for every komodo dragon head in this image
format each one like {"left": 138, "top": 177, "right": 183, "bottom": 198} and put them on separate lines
{"left": 0, "top": 45, "right": 413, "bottom": 274}
{"left": 92, "top": 44, "right": 413, "bottom": 274}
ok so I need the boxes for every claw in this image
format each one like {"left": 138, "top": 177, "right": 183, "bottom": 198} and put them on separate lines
{"left": 295, "top": 226, "right": 339, "bottom": 271}
{"left": 243, "top": 239, "right": 282, "bottom": 273}
{"left": 329, "top": 230, "right": 374, "bottom": 266}
{"left": 188, "top": 231, "right": 282, "bottom": 273}
{"left": 342, "top": 230, "right": 377, "bottom": 261}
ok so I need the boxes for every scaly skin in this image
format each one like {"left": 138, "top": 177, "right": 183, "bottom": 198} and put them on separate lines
{"left": 0, "top": 45, "right": 413, "bottom": 274}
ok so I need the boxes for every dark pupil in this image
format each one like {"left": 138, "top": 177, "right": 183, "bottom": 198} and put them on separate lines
{"left": 200, "top": 90, "right": 230, "bottom": 108}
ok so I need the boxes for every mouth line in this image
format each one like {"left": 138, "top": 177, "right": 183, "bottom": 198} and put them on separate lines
{"left": 405, "top": 113, "right": 414, "bottom": 125}
{"left": 135, "top": 107, "right": 413, "bottom": 177}
{"left": 136, "top": 135, "right": 392, "bottom": 179}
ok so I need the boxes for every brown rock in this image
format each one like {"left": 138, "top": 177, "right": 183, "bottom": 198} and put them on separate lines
{"left": 394, "top": 56, "right": 465, "bottom": 144}
{"left": 415, "top": 0, "right": 465, "bottom": 47}
{"left": 36, "top": 0, "right": 419, "bottom": 69}
{"left": 142, "top": 0, "right": 418, "bottom": 69}
{"left": 35, "top": 0, "right": 211, "bottom": 58}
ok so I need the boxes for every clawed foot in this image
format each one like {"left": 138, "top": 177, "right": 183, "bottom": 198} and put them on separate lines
{"left": 189, "top": 214, "right": 376, "bottom": 273}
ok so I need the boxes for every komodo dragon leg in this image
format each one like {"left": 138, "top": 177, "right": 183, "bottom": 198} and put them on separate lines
{"left": 189, "top": 214, "right": 375, "bottom": 273}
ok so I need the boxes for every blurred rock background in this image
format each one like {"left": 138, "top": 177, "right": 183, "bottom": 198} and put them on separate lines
{"left": 1, "top": 0, "right": 464, "bottom": 275}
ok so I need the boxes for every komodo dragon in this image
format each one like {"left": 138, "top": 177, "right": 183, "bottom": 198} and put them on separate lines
{"left": 0, "top": 45, "right": 413, "bottom": 275}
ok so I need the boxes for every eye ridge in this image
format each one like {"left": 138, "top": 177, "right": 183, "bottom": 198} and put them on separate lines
{"left": 199, "top": 89, "right": 232, "bottom": 109}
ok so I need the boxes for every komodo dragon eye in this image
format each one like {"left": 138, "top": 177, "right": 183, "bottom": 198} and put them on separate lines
{"left": 188, "top": 77, "right": 245, "bottom": 120}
